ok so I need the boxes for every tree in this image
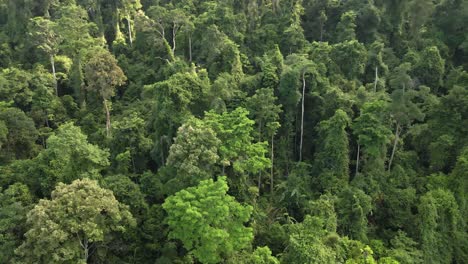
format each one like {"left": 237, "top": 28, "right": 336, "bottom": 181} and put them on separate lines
{"left": 331, "top": 40, "right": 368, "bottom": 80}
{"left": 84, "top": 48, "right": 127, "bottom": 136}
{"left": 165, "top": 118, "right": 221, "bottom": 194}
{"left": 418, "top": 189, "right": 463, "bottom": 264}
{"left": 337, "top": 187, "right": 372, "bottom": 242}
{"left": 145, "top": 70, "right": 210, "bottom": 166}
{"left": 0, "top": 67, "right": 33, "bottom": 110}
{"left": 366, "top": 41, "right": 389, "bottom": 91}
{"left": 118, "top": 0, "right": 142, "bottom": 46}
{"left": 28, "top": 122, "right": 109, "bottom": 195}
{"left": 315, "top": 109, "right": 351, "bottom": 193}
{"left": 282, "top": 215, "right": 336, "bottom": 263}
{"left": 204, "top": 107, "right": 270, "bottom": 176}
{"left": 163, "top": 176, "right": 253, "bottom": 264}
{"left": 136, "top": 6, "right": 190, "bottom": 61}
{"left": 0, "top": 107, "right": 38, "bottom": 162}
{"left": 413, "top": 46, "right": 445, "bottom": 92}
{"left": 245, "top": 88, "right": 282, "bottom": 190}
{"left": 28, "top": 17, "right": 61, "bottom": 95}
{"left": 352, "top": 100, "right": 392, "bottom": 176}
{"left": 336, "top": 11, "right": 357, "bottom": 42}
{"left": 16, "top": 178, "right": 135, "bottom": 263}
{"left": 55, "top": 3, "right": 102, "bottom": 104}
{"left": 0, "top": 183, "right": 33, "bottom": 263}
{"left": 110, "top": 111, "right": 152, "bottom": 174}
{"left": 388, "top": 63, "right": 425, "bottom": 171}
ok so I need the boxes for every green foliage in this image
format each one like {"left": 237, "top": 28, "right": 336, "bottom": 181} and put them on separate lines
{"left": 204, "top": 107, "right": 270, "bottom": 174}
{"left": 0, "top": 1, "right": 466, "bottom": 263}
{"left": 165, "top": 118, "right": 220, "bottom": 194}
{"left": 352, "top": 100, "right": 392, "bottom": 172}
{"left": 0, "top": 107, "right": 38, "bottom": 162}
{"left": 0, "top": 183, "right": 33, "bottom": 263}
{"left": 337, "top": 187, "right": 372, "bottom": 242}
{"left": 418, "top": 189, "right": 463, "bottom": 264}
{"left": 413, "top": 46, "right": 445, "bottom": 91}
{"left": 282, "top": 215, "right": 336, "bottom": 263}
{"left": 163, "top": 176, "right": 253, "bottom": 264}
{"left": 15, "top": 178, "right": 135, "bottom": 263}
{"left": 331, "top": 40, "right": 368, "bottom": 79}
{"left": 315, "top": 109, "right": 351, "bottom": 193}
{"left": 28, "top": 122, "right": 109, "bottom": 195}
{"left": 336, "top": 11, "right": 357, "bottom": 42}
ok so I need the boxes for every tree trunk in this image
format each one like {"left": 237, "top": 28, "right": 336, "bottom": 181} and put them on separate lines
{"left": 299, "top": 71, "right": 306, "bottom": 162}
{"left": 388, "top": 123, "right": 400, "bottom": 171}
{"left": 355, "top": 143, "right": 360, "bottom": 177}
{"left": 172, "top": 23, "right": 177, "bottom": 55}
{"left": 188, "top": 34, "right": 192, "bottom": 62}
{"left": 78, "top": 235, "right": 90, "bottom": 262}
{"left": 103, "top": 99, "right": 111, "bottom": 137}
{"left": 84, "top": 239, "right": 89, "bottom": 261}
{"left": 373, "top": 66, "right": 378, "bottom": 93}
{"left": 51, "top": 55, "right": 58, "bottom": 96}
{"left": 127, "top": 14, "right": 133, "bottom": 47}
{"left": 270, "top": 133, "right": 274, "bottom": 194}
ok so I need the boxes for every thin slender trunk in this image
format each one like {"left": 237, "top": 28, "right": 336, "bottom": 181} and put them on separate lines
{"left": 373, "top": 66, "right": 378, "bottom": 93}
{"left": 51, "top": 55, "right": 58, "bottom": 96}
{"left": 270, "top": 133, "right": 274, "bottom": 194}
{"left": 127, "top": 14, "right": 133, "bottom": 47}
{"left": 103, "top": 99, "right": 111, "bottom": 137}
{"left": 388, "top": 123, "right": 400, "bottom": 171}
{"left": 84, "top": 239, "right": 89, "bottom": 261}
{"left": 172, "top": 23, "right": 177, "bottom": 54}
{"left": 299, "top": 71, "right": 306, "bottom": 162}
{"left": 78, "top": 235, "right": 90, "bottom": 262}
{"left": 188, "top": 34, "right": 192, "bottom": 62}
{"left": 355, "top": 143, "right": 360, "bottom": 177}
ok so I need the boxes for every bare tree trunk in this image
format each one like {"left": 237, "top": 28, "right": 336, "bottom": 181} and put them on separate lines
{"left": 355, "top": 143, "right": 360, "bottom": 177}
{"left": 172, "top": 23, "right": 177, "bottom": 55}
{"left": 270, "top": 133, "right": 274, "bottom": 194}
{"left": 299, "top": 71, "right": 306, "bottom": 162}
{"left": 78, "top": 235, "right": 90, "bottom": 262}
{"left": 388, "top": 123, "right": 400, "bottom": 171}
{"left": 127, "top": 14, "right": 133, "bottom": 47}
{"left": 373, "top": 66, "right": 378, "bottom": 93}
{"left": 51, "top": 55, "right": 58, "bottom": 96}
{"left": 84, "top": 239, "right": 89, "bottom": 261}
{"left": 103, "top": 99, "right": 111, "bottom": 137}
{"left": 188, "top": 34, "right": 192, "bottom": 62}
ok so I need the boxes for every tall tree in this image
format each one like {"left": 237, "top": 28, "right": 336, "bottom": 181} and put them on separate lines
{"left": 418, "top": 189, "right": 463, "bottom": 264}
{"left": 84, "top": 48, "right": 127, "bottom": 136}
{"left": 28, "top": 122, "right": 109, "bottom": 195}
{"left": 315, "top": 109, "right": 351, "bottom": 193}
{"left": 15, "top": 178, "right": 135, "bottom": 263}
{"left": 165, "top": 118, "right": 221, "bottom": 194}
{"left": 28, "top": 17, "right": 61, "bottom": 95}
{"left": 163, "top": 176, "right": 253, "bottom": 264}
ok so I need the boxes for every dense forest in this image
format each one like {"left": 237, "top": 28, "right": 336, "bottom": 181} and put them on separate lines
{"left": 0, "top": 0, "right": 467, "bottom": 263}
